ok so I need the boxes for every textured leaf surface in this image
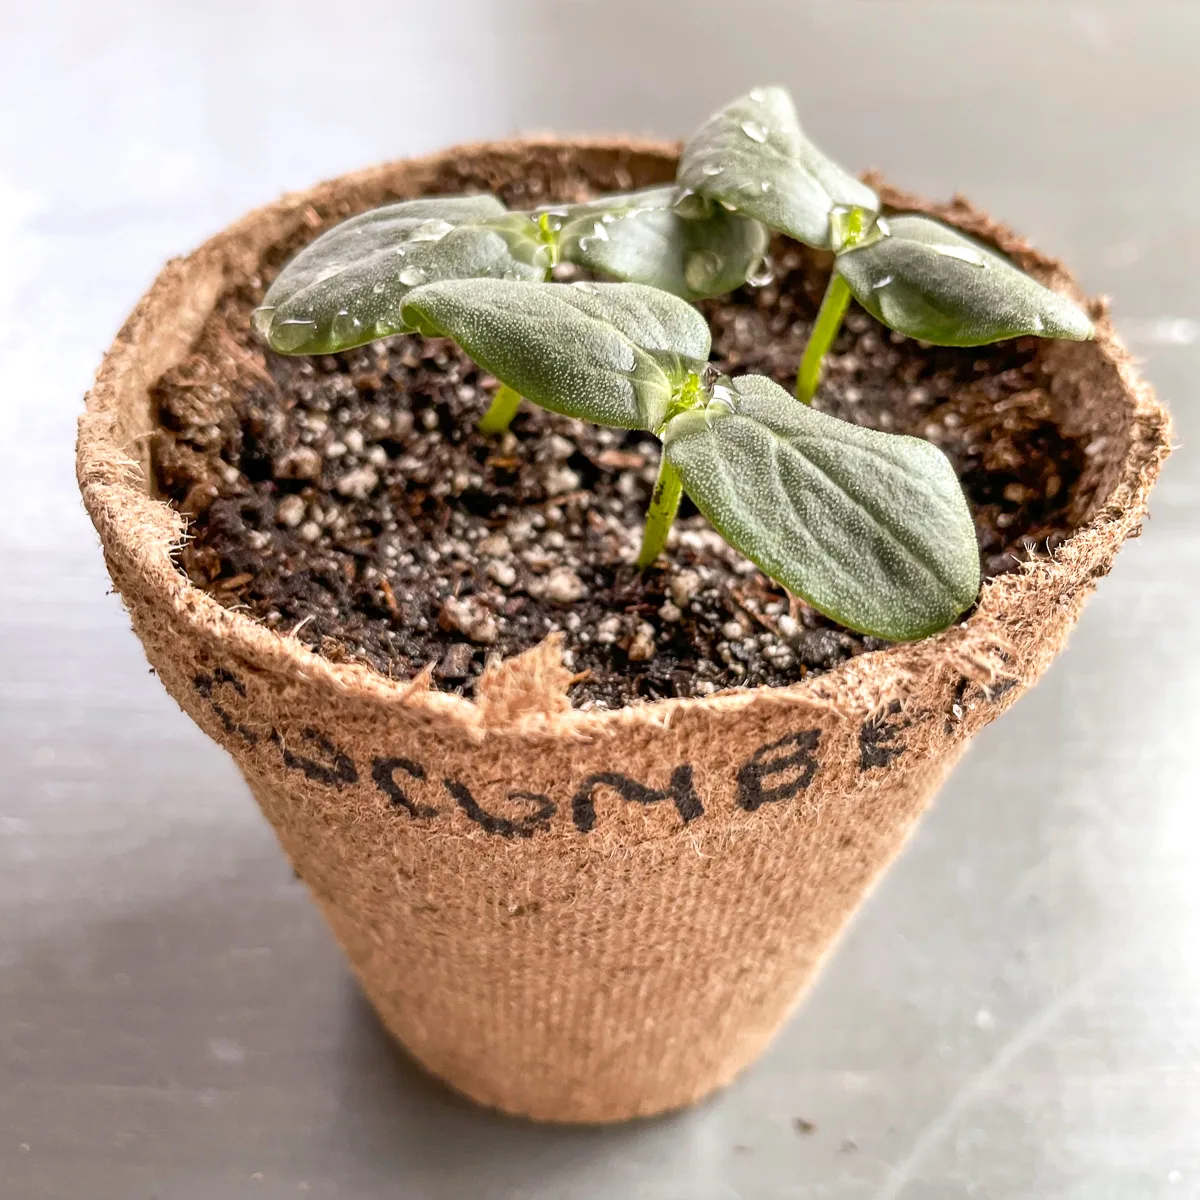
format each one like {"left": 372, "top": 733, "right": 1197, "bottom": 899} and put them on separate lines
{"left": 677, "top": 86, "right": 878, "bottom": 250}
{"left": 663, "top": 374, "right": 980, "bottom": 640}
{"left": 556, "top": 186, "right": 769, "bottom": 300}
{"left": 401, "top": 280, "right": 711, "bottom": 431}
{"left": 253, "top": 195, "right": 548, "bottom": 354}
{"left": 835, "top": 214, "right": 1094, "bottom": 345}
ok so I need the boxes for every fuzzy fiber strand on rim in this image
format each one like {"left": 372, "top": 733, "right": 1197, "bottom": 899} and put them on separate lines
{"left": 77, "top": 138, "right": 1170, "bottom": 1123}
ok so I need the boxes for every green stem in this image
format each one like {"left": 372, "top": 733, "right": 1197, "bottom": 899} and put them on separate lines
{"left": 478, "top": 384, "right": 523, "bottom": 435}
{"left": 796, "top": 270, "right": 852, "bottom": 405}
{"left": 635, "top": 456, "right": 684, "bottom": 570}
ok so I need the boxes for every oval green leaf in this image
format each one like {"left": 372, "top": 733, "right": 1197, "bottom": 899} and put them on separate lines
{"left": 677, "top": 86, "right": 879, "bottom": 251}
{"left": 555, "top": 186, "right": 770, "bottom": 300}
{"left": 663, "top": 373, "right": 980, "bottom": 641}
{"left": 253, "top": 195, "right": 549, "bottom": 355}
{"left": 400, "top": 279, "right": 712, "bottom": 431}
{"left": 835, "top": 214, "right": 1094, "bottom": 346}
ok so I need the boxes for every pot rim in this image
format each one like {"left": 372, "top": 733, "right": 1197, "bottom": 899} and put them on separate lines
{"left": 77, "top": 135, "right": 1172, "bottom": 739}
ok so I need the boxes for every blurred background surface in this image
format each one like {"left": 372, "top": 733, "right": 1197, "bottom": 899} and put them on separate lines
{"left": 2, "top": 1, "right": 1198, "bottom": 1196}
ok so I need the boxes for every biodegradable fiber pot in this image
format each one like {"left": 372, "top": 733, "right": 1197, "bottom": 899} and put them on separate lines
{"left": 78, "top": 138, "right": 1170, "bottom": 1123}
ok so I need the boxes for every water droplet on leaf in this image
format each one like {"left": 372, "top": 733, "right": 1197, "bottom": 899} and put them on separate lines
{"left": 399, "top": 266, "right": 427, "bottom": 286}
{"left": 331, "top": 310, "right": 363, "bottom": 342}
{"left": 701, "top": 163, "right": 724, "bottom": 177}
{"left": 684, "top": 249, "right": 723, "bottom": 292}
{"left": 746, "top": 256, "right": 775, "bottom": 287}
{"left": 407, "top": 219, "right": 455, "bottom": 244}
{"left": 250, "top": 305, "right": 276, "bottom": 339}
{"left": 872, "top": 274, "right": 894, "bottom": 290}
{"left": 741, "top": 120, "right": 768, "bottom": 143}
{"left": 272, "top": 318, "right": 319, "bottom": 352}
{"left": 674, "top": 189, "right": 710, "bottom": 219}
{"left": 709, "top": 380, "right": 736, "bottom": 412}
{"left": 930, "top": 243, "right": 987, "bottom": 267}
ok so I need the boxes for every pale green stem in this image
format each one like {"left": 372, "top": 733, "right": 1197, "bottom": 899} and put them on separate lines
{"left": 796, "top": 271, "right": 852, "bottom": 404}
{"left": 477, "top": 384, "right": 523, "bottom": 435}
{"left": 635, "top": 456, "right": 684, "bottom": 570}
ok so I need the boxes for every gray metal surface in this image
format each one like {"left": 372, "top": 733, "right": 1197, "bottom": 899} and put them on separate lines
{"left": 2, "top": 1, "right": 1197, "bottom": 1196}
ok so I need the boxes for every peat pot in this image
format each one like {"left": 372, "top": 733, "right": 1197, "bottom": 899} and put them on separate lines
{"left": 77, "top": 138, "right": 1170, "bottom": 1123}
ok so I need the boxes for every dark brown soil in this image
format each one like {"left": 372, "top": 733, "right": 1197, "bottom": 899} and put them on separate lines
{"left": 152, "top": 237, "right": 1085, "bottom": 710}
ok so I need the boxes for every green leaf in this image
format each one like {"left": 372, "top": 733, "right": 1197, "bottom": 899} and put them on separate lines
{"left": 677, "top": 86, "right": 879, "bottom": 251}
{"left": 252, "top": 195, "right": 549, "bottom": 355}
{"left": 554, "top": 186, "right": 770, "bottom": 300}
{"left": 663, "top": 374, "right": 980, "bottom": 641}
{"left": 835, "top": 214, "right": 1094, "bottom": 345}
{"left": 400, "top": 279, "right": 712, "bottom": 431}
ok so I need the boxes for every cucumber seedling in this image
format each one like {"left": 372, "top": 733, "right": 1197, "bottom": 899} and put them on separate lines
{"left": 252, "top": 189, "right": 768, "bottom": 434}
{"left": 675, "top": 86, "right": 1094, "bottom": 401}
{"left": 250, "top": 87, "right": 1094, "bottom": 643}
